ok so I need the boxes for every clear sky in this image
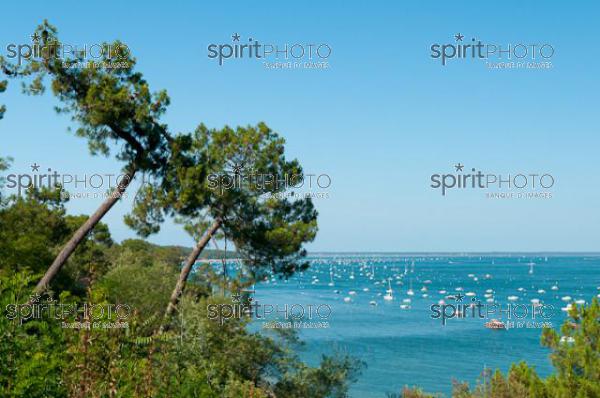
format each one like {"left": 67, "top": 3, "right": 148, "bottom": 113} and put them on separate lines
{"left": 1, "top": 1, "right": 599, "bottom": 252}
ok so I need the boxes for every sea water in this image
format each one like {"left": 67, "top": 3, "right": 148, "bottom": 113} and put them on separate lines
{"left": 250, "top": 255, "right": 600, "bottom": 397}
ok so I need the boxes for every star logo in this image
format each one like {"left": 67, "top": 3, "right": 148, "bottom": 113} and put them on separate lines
{"left": 454, "top": 163, "right": 464, "bottom": 172}
{"left": 455, "top": 33, "right": 464, "bottom": 42}
{"left": 31, "top": 32, "right": 40, "bottom": 42}
{"left": 454, "top": 293, "right": 464, "bottom": 302}
{"left": 232, "top": 162, "right": 244, "bottom": 175}
{"left": 31, "top": 163, "right": 40, "bottom": 172}
{"left": 29, "top": 293, "right": 41, "bottom": 303}
{"left": 232, "top": 33, "right": 241, "bottom": 42}
{"left": 231, "top": 293, "right": 241, "bottom": 302}
{"left": 45, "top": 290, "right": 55, "bottom": 302}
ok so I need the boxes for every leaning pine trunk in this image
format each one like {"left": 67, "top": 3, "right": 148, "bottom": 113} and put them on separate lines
{"left": 34, "top": 166, "right": 137, "bottom": 293}
{"left": 162, "top": 218, "right": 222, "bottom": 323}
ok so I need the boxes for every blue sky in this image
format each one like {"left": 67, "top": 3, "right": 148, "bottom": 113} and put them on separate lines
{"left": 1, "top": 1, "right": 599, "bottom": 251}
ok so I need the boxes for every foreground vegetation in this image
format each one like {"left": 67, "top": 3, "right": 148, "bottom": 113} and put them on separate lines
{"left": 0, "top": 188, "right": 362, "bottom": 398}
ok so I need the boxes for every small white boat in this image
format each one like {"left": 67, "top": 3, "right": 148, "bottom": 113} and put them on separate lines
{"left": 402, "top": 298, "right": 412, "bottom": 304}
{"left": 406, "top": 280, "right": 414, "bottom": 296}
{"left": 438, "top": 290, "right": 447, "bottom": 295}
{"left": 551, "top": 285, "right": 559, "bottom": 291}
{"left": 343, "top": 297, "right": 352, "bottom": 303}
{"left": 537, "top": 289, "right": 546, "bottom": 294}
{"left": 399, "top": 304, "right": 410, "bottom": 310}
{"left": 465, "top": 292, "right": 476, "bottom": 297}
{"left": 455, "top": 287, "right": 464, "bottom": 292}
{"left": 560, "top": 336, "right": 575, "bottom": 344}
{"left": 561, "top": 296, "right": 572, "bottom": 302}
{"left": 561, "top": 304, "right": 573, "bottom": 312}
{"left": 485, "top": 319, "right": 506, "bottom": 330}
{"left": 363, "top": 287, "right": 370, "bottom": 292}
{"left": 575, "top": 299, "right": 585, "bottom": 305}
{"left": 384, "top": 280, "right": 393, "bottom": 301}
{"left": 508, "top": 296, "right": 519, "bottom": 301}
{"left": 369, "top": 300, "right": 377, "bottom": 306}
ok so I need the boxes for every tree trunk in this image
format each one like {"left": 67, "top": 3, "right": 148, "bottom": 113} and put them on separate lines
{"left": 212, "top": 238, "right": 228, "bottom": 296}
{"left": 162, "top": 218, "right": 222, "bottom": 322}
{"left": 34, "top": 166, "right": 137, "bottom": 293}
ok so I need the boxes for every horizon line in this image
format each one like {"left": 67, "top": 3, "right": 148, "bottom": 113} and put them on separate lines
{"left": 306, "top": 251, "right": 600, "bottom": 255}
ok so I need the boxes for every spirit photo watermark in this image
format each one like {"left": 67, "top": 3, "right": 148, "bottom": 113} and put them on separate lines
{"left": 5, "top": 30, "right": 131, "bottom": 69}
{"left": 206, "top": 163, "right": 332, "bottom": 200}
{"left": 430, "top": 294, "right": 556, "bottom": 329}
{"left": 5, "top": 292, "right": 131, "bottom": 330}
{"left": 207, "top": 33, "right": 332, "bottom": 70}
{"left": 207, "top": 292, "right": 331, "bottom": 329}
{"left": 430, "top": 33, "right": 554, "bottom": 70}
{"left": 4, "top": 163, "right": 133, "bottom": 200}
{"left": 430, "top": 163, "right": 555, "bottom": 199}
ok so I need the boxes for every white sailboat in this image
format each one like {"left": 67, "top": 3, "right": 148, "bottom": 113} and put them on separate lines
{"left": 407, "top": 279, "right": 414, "bottom": 296}
{"left": 384, "top": 279, "right": 393, "bottom": 301}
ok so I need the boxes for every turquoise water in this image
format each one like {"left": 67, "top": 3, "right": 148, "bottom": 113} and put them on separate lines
{"left": 251, "top": 255, "right": 600, "bottom": 397}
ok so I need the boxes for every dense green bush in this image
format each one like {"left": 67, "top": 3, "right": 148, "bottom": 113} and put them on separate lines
{"left": 0, "top": 194, "right": 362, "bottom": 397}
